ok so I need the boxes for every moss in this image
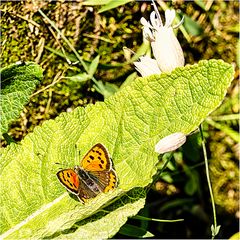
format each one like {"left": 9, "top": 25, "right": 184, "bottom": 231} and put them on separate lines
{"left": 209, "top": 131, "right": 239, "bottom": 214}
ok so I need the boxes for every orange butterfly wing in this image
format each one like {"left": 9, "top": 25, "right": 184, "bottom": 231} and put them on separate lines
{"left": 81, "top": 143, "right": 111, "bottom": 171}
{"left": 57, "top": 168, "right": 99, "bottom": 202}
{"left": 80, "top": 143, "right": 118, "bottom": 193}
{"left": 57, "top": 169, "right": 80, "bottom": 195}
{"left": 88, "top": 169, "right": 118, "bottom": 193}
{"left": 103, "top": 170, "right": 118, "bottom": 192}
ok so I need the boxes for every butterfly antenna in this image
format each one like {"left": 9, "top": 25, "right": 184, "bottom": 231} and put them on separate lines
{"left": 55, "top": 162, "right": 67, "bottom": 170}
{"left": 74, "top": 144, "right": 81, "bottom": 161}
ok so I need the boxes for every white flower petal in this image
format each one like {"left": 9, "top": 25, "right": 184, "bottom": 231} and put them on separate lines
{"left": 150, "top": 11, "right": 160, "bottom": 29}
{"left": 165, "top": 9, "right": 176, "bottom": 27}
{"left": 134, "top": 56, "right": 161, "bottom": 77}
{"left": 151, "top": 0, "right": 163, "bottom": 26}
{"left": 143, "top": 26, "right": 154, "bottom": 41}
{"left": 152, "top": 27, "right": 185, "bottom": 72}
{"left": 140, "top": 17, "right": 152, "bottom": 28}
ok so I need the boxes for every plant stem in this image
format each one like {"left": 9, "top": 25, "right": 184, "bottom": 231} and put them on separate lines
{"left": 206, "top": 118, "right": 239, "bottom": 142}
{"left": 199, "top": 124, "right": 218, "bottom": 239}
{"left": 207, "top": 114, "right": 239, "bottom": 121}
{"left": 2, "top": 133, "right": 16, "bottom": 145}
{"left": 147, "top": 153, "right": 173, "bottom": 194}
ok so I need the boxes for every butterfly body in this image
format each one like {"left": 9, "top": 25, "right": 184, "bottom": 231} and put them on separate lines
{"left": 57, "top": 143, "right": 117, "bottom": 203}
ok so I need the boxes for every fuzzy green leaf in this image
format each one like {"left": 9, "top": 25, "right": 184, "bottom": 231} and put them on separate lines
{"left": 54, "top": 188, "right": 146, "bottom": 239}
{"left": 0, "top": 60, "right": 234, "bottom": 239}
{"left": 0, "top": 62, "right": 43, "bottom": 135}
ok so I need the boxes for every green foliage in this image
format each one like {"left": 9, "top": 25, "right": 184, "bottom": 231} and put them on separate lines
{"left": 0, "top": 60, "right": 234, "bottom": 239}
{"left": 83, "top": 0, "right": 132, "bottom": 13}
{"left": 0, "top": 62, "right": 43, "bottom": 136}
{"left": 119, "top": 224, "right": 154, "bottom": 238}
{"left": 183, "top": 15, "right": 203, "bottom": 36}
{"left": 64, "top": 55, "right": 100, "bottom": 83}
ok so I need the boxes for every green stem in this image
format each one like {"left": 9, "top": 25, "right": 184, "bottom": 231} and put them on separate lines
{"left": 2, "top": 133, "right": 16, "bottom": 145}
{"left": 199, "top": 125, "right": 218, "bottom": 239}
{"left": 147, "top": 153, "right": 173, "bottom": 194}
{"left": 208, "top": 114, "right": 239, "bottom": 121}
{"left": 132, "top": 215, "right": 184, "bottom": 223}
{"left": 206, "top": 118, "right": 239, "bottom": 142}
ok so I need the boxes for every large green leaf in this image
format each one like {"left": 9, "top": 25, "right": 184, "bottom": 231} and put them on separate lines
{"left": 0, "top": 62, "right": 43, "bottom": 135}
{"left": 0, "top": 60, "right": 234, "bottom": 239}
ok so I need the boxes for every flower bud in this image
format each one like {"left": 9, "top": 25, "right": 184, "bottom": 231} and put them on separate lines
{"left": 155, "top": 132, "right": 186, "bottom": 154}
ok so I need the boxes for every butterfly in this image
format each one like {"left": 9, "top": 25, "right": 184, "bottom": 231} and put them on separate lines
{"left": 56, "top": 143, "right": 117, "bottom": 203}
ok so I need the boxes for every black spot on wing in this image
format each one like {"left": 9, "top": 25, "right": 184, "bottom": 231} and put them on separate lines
{"left": 96, "top": 150, "right": 102, "bottom": 155}
{"left": 62, "top": 174, "right": 67, "bottom": 182}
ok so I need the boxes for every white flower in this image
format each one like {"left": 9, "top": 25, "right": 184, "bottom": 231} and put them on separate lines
{"left": 155, "top": 132, "right": 186, "bottom": 154}
{"left": 133, "top": 56, "right": 161, "bottom": 77}
{"left": 135, "top": 0, "right": 184, "bottom": 75}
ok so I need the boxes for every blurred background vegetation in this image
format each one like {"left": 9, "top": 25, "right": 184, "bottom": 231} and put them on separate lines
{"left": 1, "top": 0, "right": 239, "bottom": 238}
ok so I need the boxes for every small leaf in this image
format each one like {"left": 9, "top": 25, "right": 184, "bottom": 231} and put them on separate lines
{"left": 119, "top": 224, "right": 154, "bottom": 238}
{"left": 194, "top": 0, "right": 206, "bottom": 10}
{"left": 64, "top": 73, "right": 90, "bottom": 82}
{"left": 211, "top": 224, "right": 221, "bottom": 237}
{"left": 123, "top": 43, "right": 150, "bottom": 63}
{"left": 215, "top": 225, "right": 221, "bottom": 235}
{"left": 88, "top": 55, "right": 100, "bottom": 77}
{"left": 0, "top": 62, "right": 43, "bottom": 135}
{"left": 83, "top": 0, "right": 132, "bottom": 13}
{"left": 94, "top": 81, "right": 119, "bottom": 98}
{"left": 211, "top": 224, "right": 214, "bottom": 232}
{"left": 120, "top": 72, "right": 137, "bottom": 89}
{"left": 83, "top": 0, "right": 111, "bottom": 5}
{"left": 98, "top": 0, "right": 133, "bottom": 13}
{"left": 184, "top": 168, "right": 199, "bottom": 196}
{"left": 183, "top": 15, "right": 203, "bottom": 36}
